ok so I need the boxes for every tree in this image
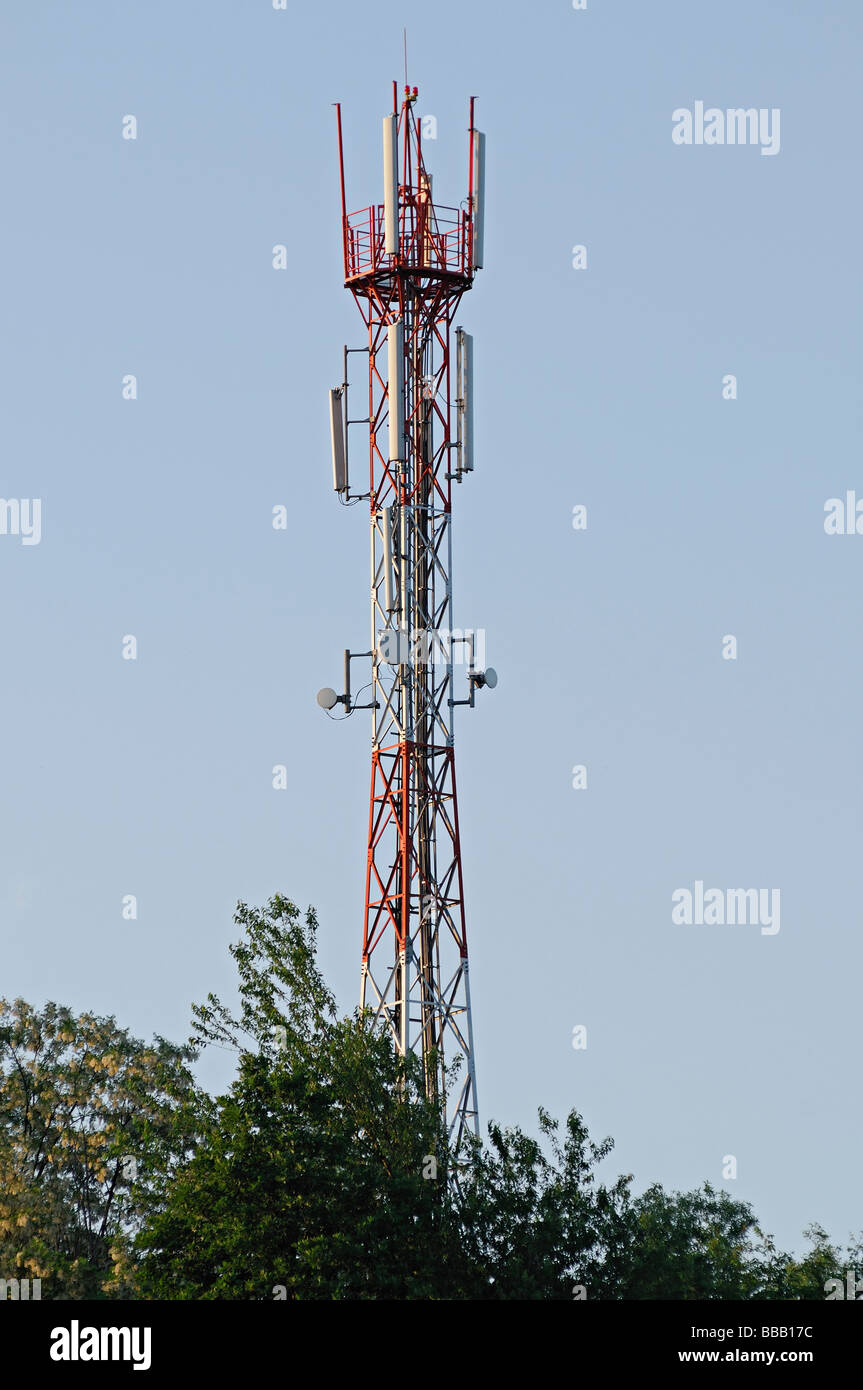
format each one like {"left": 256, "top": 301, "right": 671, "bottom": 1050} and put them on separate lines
{"left": 0, "top": 997, "right": 200, "bottom": 1299}
{"left": 754, "top": 1223, "right": 863, "bottom": 1301}
{"left": 454, "top": 1108, "right": 631, "bottom": 1299}
{"left": 138, "top": 896, "right": 472, "bottom": 1299}
{"left": 598, "top": 1181, "right": 776, "bottom": 1300}
{"left": 454, "top": 1112, "right": 783, "bottom": 1300}
{"left": 136, "top": 895, "right": 861, "bottom": 1302}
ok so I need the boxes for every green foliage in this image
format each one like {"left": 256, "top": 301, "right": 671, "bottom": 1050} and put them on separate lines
{"left": 0, "top": 997, "right": 200, "bottom": 1299}
{"left": 454, "top": 1116, "right": 789, "bottom": 1300}
{"left": 139, "top": 896, "right": 469, "bottom": 1299}
{"left": 598, "top": 1182, "right": 773, "bottom": 1300}
{"left": 455, "top": 1109, "right": 628, "bottom": 1298}
{"left": 752, "top": 1223, "right": 863, "bottom": 1300}
{"left": 4, "top": 894, "right": 860, "bottom": 1301}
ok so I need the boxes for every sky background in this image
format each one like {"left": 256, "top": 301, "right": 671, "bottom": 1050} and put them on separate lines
{"left": 1, "top": 0, "right": 860, "bottom": 1258}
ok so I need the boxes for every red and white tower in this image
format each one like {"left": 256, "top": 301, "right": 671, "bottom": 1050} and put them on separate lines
{"left": 319, "top": 84, "right": 493, "bottom": 1151}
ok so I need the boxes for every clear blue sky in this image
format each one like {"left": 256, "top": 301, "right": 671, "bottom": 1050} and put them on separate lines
{"left": 2, "top": 0, "right": 860, "bottom": 1257}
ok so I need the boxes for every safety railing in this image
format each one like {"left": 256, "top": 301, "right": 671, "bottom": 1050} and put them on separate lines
{"left": 344, "top": 196, "right": 470, "bottom": 280}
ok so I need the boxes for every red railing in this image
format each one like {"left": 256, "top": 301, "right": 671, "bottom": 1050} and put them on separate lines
{"left": 344, "top": 194, "right": 470, "bottom": 281}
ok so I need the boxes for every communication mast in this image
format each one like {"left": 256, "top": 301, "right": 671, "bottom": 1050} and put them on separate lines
{"left": 318, "top": 82, "right": 494, "bottom": 1151}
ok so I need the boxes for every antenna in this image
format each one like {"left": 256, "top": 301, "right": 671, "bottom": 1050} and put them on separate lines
{"left": 471, "top": 130, "right": 486, "bottom": 270}
{"left": 383, "top": 116, "right": 399, "bottom": 256}
{"left": 387, "top": 321, "right": 404, "bottom": 461}
{"left": 317, "top": 649, "right": 377, "bottom": 715}
{"left": 456, "top": 328, "right": 474, "bottom": 474}
{"left": 381, "top": 504, "right": 396, "bottom": 612}
{"left": 329, "top": 387, "right": 347, "bottom": 492}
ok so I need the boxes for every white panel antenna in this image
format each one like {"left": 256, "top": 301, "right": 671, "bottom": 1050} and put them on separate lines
{"left": 329, "top": 387, "right": 347, "bottom": 492}
{"left": 471, "top": 130, "right": 485, "bottom": 270}
{"left": 457, "top": 328, "right": 474, "bottom": 473}
{"left": 382, "top": 504, "right": 396, "bottom": 612}
{"left": 383, "top": 114, "right": 399, "bottom": 255}
{"left": 387, "top": 321, "right": 404, "bottom": 462}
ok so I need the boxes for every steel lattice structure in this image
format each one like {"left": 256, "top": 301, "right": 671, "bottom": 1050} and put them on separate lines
{"left": 321, "top": 84, "right": 491, "bottom": 1152}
